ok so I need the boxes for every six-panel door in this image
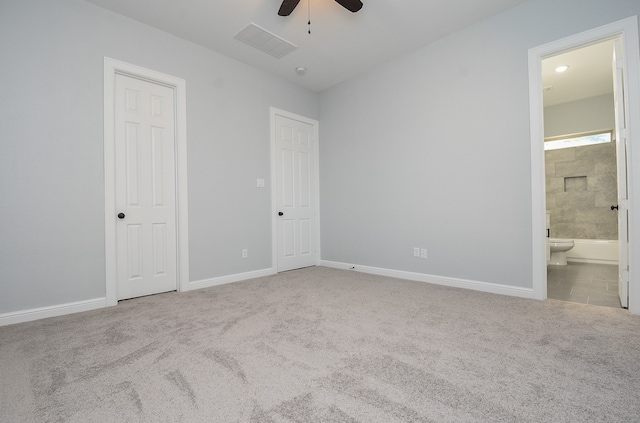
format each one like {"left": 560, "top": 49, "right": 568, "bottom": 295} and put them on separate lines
{"left": 115, "top": 74, "right": 177, "bottom": 300}
{"left": 275, "top": 114, "right": 316, "bottom": 272}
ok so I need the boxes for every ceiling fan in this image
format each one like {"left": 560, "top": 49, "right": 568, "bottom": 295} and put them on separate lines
{"left": 278, "top": 0, "right": 363, "bottom": 16}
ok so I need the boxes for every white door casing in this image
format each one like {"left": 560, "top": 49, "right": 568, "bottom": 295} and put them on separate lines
{"left": 528, "top": 17, "right": 640, "bottom": 313}
{"left": 613, "top": 39, "right": 630, "bottom": 308}
{"left": 270, "top": 108, "right": 319, "bottom": 272}
{"left": 104, "top": 58, "right": 189, "bottom": 306}
{"left": 115, "top": 74, "right": 177, "bottom": 300}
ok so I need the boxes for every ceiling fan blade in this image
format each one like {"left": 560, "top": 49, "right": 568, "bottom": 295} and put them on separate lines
{"left": 334, "top": 0, "right": 363, "bottom": 13}
{"left": 278, "top": 0, "right": 301, "bottom": 16}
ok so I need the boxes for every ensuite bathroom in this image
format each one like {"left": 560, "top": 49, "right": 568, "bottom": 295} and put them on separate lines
{"left": 543, "top": 39, "right": 622, "bottom": 309}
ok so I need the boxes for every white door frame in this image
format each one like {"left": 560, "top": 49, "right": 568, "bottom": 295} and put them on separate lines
{"left": 528, "top": 16, "right": 640, "bottom": 313}
{"left": 104, "top": 58, "right": 189, "bottom": 306}
{"left": 269, "top": 107, "right": 320, "bottom": 272}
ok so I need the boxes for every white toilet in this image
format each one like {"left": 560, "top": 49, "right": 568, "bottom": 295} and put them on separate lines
{"left": 549, "top": 238, "right": 575, "bottom": 265}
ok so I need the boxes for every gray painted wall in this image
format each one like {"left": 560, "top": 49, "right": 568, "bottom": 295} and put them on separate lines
{"left": 0, "top": 0, "right": 318, "bottom": 314}
{"left": 544, "top": 94, "right": 615, "bottom": 138}
{"left": 318, "top": 0, "right": 640, "bottom": 288}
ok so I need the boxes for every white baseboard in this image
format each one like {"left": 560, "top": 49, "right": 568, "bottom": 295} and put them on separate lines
{"left": 1, "top": 268, "right": 276, "bottom": 327}
{"left": 0, "top": 264, "right": 532, "bottom": 327}
{"left": 0, "top": 298, "right": 107, "bottom": 327}
{"left": 319, "top": 260, "right": 535, "bottom": 299}
{"left": 188, "top": 268, "right": 276, "bottom": 291}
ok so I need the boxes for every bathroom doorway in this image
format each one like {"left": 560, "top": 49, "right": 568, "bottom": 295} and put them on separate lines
{"left": 528, "top": 17, "right": 640, "bottom": 313}
{"left": 542, "top": 40, "right": 623, "bottom": 308}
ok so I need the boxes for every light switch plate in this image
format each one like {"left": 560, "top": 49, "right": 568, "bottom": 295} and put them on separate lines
{"left": 257, "top": 178, "right": 265, "bottom": 188}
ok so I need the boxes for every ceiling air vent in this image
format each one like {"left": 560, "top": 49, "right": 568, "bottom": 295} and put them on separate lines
{"left": 234, "top": 22, "right": 297, "bottom": 59}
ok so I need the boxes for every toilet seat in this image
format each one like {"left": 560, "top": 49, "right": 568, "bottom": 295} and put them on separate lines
{"left": 550, "top": 239, "right": 574, "bottom": 248}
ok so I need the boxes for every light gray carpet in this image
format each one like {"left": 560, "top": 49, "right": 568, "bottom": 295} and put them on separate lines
{"left": 2, "top": 267, "right": 640, "bottom": 422}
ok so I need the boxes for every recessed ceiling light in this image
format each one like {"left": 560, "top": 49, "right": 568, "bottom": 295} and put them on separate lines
{"left": 555, "top": 65, "right": 569, "bottom": 73}
{"left": 295, "top": 66, "right": 306, "bottom": 75}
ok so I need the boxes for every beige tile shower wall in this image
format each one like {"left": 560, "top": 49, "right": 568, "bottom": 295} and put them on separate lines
{"left": 545, "top": 143, "right": 618, "bottom": 240}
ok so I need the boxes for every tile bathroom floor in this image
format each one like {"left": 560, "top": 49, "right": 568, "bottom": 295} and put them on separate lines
{"left": 547, "top": 262, "right": 622, "bottom": 308}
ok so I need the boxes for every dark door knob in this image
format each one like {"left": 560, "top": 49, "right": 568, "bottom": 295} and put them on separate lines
{"left": 611, "top": 205, "right": 619, "bottom": 211}
{"left": 278, "top": 212, "right": 284, "bottom": 216}
{"left": 117, "top": 213, "right": 125, "bottom": 219}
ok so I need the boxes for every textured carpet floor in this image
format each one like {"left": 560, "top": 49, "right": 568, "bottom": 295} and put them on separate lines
{"left": 2, "top": 267, "right": 640, "bottom": 422}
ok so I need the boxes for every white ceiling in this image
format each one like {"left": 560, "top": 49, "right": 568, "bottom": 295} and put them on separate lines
{"left": 83, "top": 0, "right": 529, "bottom": 92}
{"left": 542, "top": 39, "right": 615, "bottom": 107}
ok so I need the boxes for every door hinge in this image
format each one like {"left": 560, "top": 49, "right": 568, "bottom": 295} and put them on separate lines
{"left": 619, "top": 127, "right": 627, "bottom": 142}
{"left": 622, "top": 267, "right": 629, "bottom": 280}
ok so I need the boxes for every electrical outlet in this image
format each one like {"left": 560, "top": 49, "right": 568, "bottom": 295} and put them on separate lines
{"left": 420, "top": 248, "right": 427, "bottom": 259}
{"left": 242, "top": 249, "right": 248, "bottom": 259}
{"left": 413, "top": 247, "right": 420, "bottom": 257}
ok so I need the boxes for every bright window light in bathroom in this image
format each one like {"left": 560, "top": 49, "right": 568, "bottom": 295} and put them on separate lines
{"left": 544, "top": 130, "right": 612, "bottom": 151}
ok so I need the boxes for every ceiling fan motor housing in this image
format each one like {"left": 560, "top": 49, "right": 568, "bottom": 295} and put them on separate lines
{"left": 278, "top": 0, "right": 363, "bottom": 16}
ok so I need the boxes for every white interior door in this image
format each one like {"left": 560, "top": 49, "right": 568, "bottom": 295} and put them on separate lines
{"left": 115, "top": 74, "right": 177, "bottom": 300}
{"left": 613, "top": 39, "right": 630, "bottom": 308}
{"left": 274, "top": 112, "right": 318, "bottom": 272}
